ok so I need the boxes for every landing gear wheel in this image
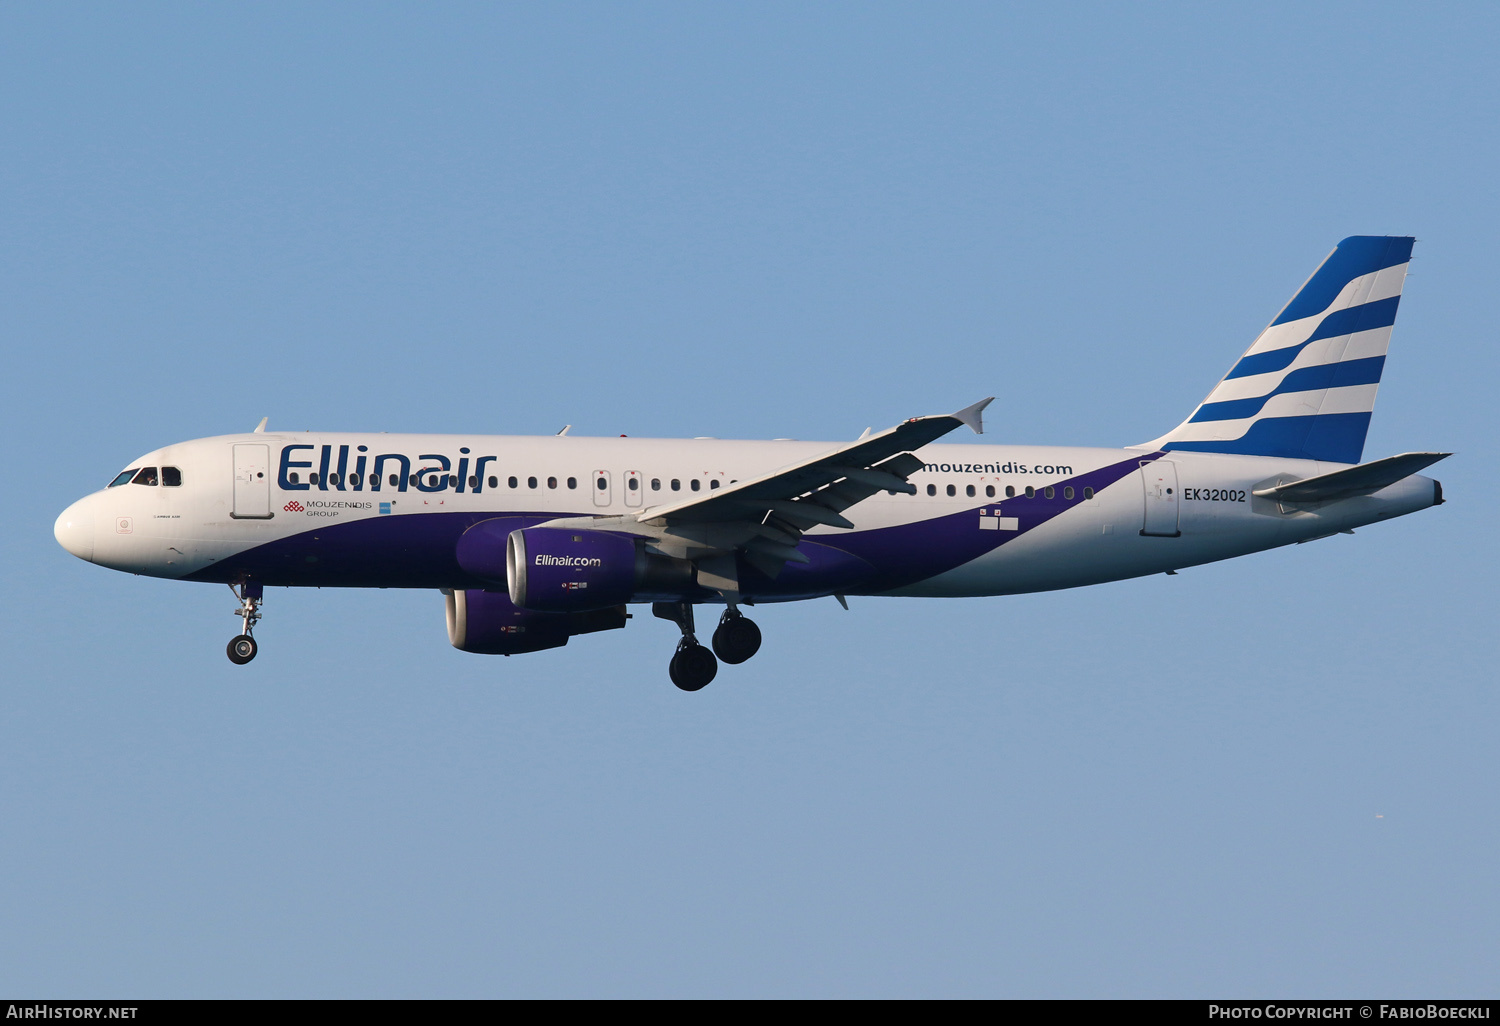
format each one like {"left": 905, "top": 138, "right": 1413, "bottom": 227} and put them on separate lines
{"left": 712, "top": 613, "right": 762, "bottom": 665}
{"left": 669, "top": 642, "right": 718, "bottom": 691}
{"left": 227, "top": 634, "right": 258, "bottom": 665}
{"left": 226, "top": 582, "right": 264, "bottom": 665}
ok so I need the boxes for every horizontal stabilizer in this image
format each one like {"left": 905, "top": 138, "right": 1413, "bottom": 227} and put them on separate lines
{"left": 1253, "top": 452, "right": 1450, "bottom": 504}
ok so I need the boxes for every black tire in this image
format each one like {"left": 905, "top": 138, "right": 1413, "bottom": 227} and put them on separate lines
{"left": 227, "top": 634, "right": 258, "bottom": 665}
{"left": 669, "top": 642, "right": 718, "bottom": 691}
{"left": 712, "top": 615, "right": 762, "bottom": 665}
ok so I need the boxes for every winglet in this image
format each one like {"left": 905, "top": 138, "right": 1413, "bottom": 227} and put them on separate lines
{"left": 952, "top": 397, "right": 994, "bottom": 435}
{"left": 557, "top": 425, "right": 572, "bottom": 436}
{"left": 253, "top": 417, "right": 268, "bottom": 433}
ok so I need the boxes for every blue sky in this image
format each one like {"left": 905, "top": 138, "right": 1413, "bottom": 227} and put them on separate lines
{"left": 2, "top": 3, "right": 1495, "bottom": 996}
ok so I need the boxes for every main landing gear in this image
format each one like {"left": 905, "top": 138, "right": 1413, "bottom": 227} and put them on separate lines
{"left": 712, "top": 608, "right": 762, "bottom": 665}
{"left": 654, "top": 602, "right": 762, "bottom": 691}
{"left": 227, "top": 581, "right": 263, "bottom": 665}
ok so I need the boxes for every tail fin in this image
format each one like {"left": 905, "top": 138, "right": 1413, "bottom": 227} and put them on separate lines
{"left": 1144, "top": 236, "right": 1413, "bottom": 464}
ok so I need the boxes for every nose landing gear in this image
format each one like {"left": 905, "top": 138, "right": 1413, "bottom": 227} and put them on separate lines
{"left": 227, "top": 634, "right": 258, "bottom": 664}
{"left": 227, "top": 581, "right": 263, "bottom": 665}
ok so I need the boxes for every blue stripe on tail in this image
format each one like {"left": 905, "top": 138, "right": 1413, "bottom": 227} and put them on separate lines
{"left": 1165, "top": 413, "right": 1373, "bottom": 465}
{"left": 1190, "top": 356, "right": 1386, "bottom": 423}
{"left": 1226, "top": 296, "right": 1400, "bottom": 379}
{"left": 1272, "top": 236, "right": 1413, "bottom": 326}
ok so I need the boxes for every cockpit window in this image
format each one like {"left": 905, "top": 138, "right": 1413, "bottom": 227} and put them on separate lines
{"left": 109, "top": 469, "right": 138, "bottom": 488}
{"left": 161, "top": 466, "right": 182, "bottom": 486}
{"left": 131, "top": 467, "right": 159, "bottom": 486}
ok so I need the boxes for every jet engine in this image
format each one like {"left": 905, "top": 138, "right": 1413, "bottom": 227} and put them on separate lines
{"left": 456, "top": 520, "right": 695, "bottom": 613}
{"left": 445, "top": 588, "right": 625, "bottom": 655}
{"left": 505, "top": 527, "right": 638, "bottom": 612}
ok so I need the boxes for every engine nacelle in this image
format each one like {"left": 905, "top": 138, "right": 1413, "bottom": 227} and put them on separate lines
{"left": 445, "top": 588, "right": 625, "bottom": 655}
{"left": 456, "top": 520, "right": 697, "bottom": 612}
{"left": 505, "top": 527, "right": 639, "bottom": 612}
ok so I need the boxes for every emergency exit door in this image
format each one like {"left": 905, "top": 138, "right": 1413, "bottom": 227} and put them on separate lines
{"left": 232, "top": 444, "right": 273, "bottom": 519}
{"left": 1139, "top": 459, "right": 1180, "bottom": 537}
{"left": 623, "top": 470, "right": 643, "bottom": 507}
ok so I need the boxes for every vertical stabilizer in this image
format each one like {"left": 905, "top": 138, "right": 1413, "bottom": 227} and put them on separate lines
{"left": 1143, "top": 236, "right": 1413, "bottom": 464}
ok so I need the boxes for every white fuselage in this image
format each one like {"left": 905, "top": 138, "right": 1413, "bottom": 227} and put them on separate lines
{"left": 54, "top": 432, "right": 1441, "bottom": 600}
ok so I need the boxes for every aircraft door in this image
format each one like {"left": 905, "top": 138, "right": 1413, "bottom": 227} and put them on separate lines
{"left": 623, "top": 470, "right": 643, "bottom": 508}
{"left": 232, "top": 444, "right": 273, "bottom": 519}
{"left": 592, "top": 470, "right": 612, "bottom": 507}
{"left": 1139, "top": 460, "right": 1180, "bottom": 537}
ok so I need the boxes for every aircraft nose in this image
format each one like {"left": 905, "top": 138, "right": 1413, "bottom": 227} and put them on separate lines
{"left": 54, "top": 497, "right": 95, "bottom": 562}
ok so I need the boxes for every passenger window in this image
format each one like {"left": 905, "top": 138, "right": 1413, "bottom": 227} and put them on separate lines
{"left": 628, "top": 477, "right": 639, "bottom": 491}
{"left": 329, "top": 473, "right": 340, "bottom": 486}
{"left": 985, "top": 485, "right": 995, "bottom": 498}
{"left": 926, "top": 484, "right": 936, "bottom": 496}
{"left": 690, "top": 479, "right": 701, "bottom": 491}
{"left": 389, "top": 474, "right": 399, "bottom": 487}
{"left": 372, "top": 474, "right": 380, "bottom": 487}
{"left": 1005, "top": 486, "right": 1015, "bottom": 498}
{"left": 529, "top": 477, "right": 538, "bottom": 489}
{"left": 966, "top": 484, "right": 975, "bottom": 497}
{"left": 162, "top": 466, "right": 182, "bottom": 486}
{"left": 567, "top": 477, "right": 577, "bottom": 489}
{"left": 1064, "top": 486, "right": 1074, "bottom": 500}
{"left": 671, "top": 479, "right": 681, "bottom": 491}
{"left": 1084, "top": 487, "right": 1094, "bottom": 499}
{"left": 709, "top": 480, "right": 719, "bottom": 490}
{"left": 488, "top": 476, "right": 498, "bottom": 488}
{"left": 651, "top": 478, "right": 661, "bottom": 491}
{"left": 596, "top": 477, "right": 606, "bottom": 490}
{"left": 469, "top": 476, "right": 478, "bottom": 489}
{"left": 943, "top": 484, "right": 954, "bottom": 497}
{"left": 448, "top": 475, "right": 458, "bottom": 487}
{"left": 109, "top": 470, "right": 137, "bottom": 487}
{"left": 548, "top": 477, "right": 557, "bottom": 489}
{"left": 1045, "top": 486, "right": 1055, "bottom": 499}
{"left": 508, "top": 476, "right": 518, "bottom": 489}
{"left": 132, "top": 467, "right": 159, "bottom": 486}
{"left": 309, "top": 473, "right": 320, "bottom": 486}
{"left": 1025, "top": 486, "right": 1035, "bottom": 498}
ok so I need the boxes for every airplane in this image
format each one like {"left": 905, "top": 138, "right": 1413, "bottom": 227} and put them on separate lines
{"left": 54, "top": 236, "right": 1447, "bottom": 690}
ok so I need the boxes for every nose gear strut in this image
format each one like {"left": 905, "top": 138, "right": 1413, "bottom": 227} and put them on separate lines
{"left": 227, "top": 581, "right": 263, "bottom": 664}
